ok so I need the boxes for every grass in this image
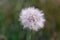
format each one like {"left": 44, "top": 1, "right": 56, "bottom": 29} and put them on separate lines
{"left": 0, "top": 0, "right": 60, "bottom": 40}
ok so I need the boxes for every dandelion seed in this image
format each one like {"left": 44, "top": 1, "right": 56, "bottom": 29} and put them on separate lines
{"left": 19, "top": 7, "right": 46, "bottom": 31}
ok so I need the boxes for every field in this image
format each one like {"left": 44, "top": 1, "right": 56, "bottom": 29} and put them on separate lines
{"left": 0, "top": 0, "right": 60, "bottom": 40}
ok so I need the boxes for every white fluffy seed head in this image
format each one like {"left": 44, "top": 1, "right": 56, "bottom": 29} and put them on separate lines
{"left": 19, "top": 7, "right": 46, "bottom": 31}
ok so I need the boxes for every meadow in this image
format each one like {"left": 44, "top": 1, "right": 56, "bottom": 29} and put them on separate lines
{"left": 0, "top": 0, "right": 60, "bottom": 40}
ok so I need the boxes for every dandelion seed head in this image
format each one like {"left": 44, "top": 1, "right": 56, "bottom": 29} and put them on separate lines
{"left": 19, "top": 7, "right": 46, "bottom": 31}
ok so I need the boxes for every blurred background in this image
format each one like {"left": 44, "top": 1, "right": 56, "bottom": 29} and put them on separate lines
{"left": 0, "top": 0, "right": 60, "bottom": 40}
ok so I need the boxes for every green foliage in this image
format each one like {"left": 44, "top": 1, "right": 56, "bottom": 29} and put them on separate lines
{"left": 0, "top": 0, "right": 60, "bottom": 40}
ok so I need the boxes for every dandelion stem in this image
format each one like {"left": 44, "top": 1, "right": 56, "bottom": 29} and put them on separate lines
{"left": 26, "top": 30, "right": 36, "bottom": 40}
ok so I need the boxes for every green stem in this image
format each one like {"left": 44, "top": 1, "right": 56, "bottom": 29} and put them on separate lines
{"left": 26, "top": 30, "right": 36, "bottom": 40}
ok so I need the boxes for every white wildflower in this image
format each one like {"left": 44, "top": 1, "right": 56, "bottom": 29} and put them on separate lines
{"left": 19, "top": 7, "right": 45, "bottom": 31}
